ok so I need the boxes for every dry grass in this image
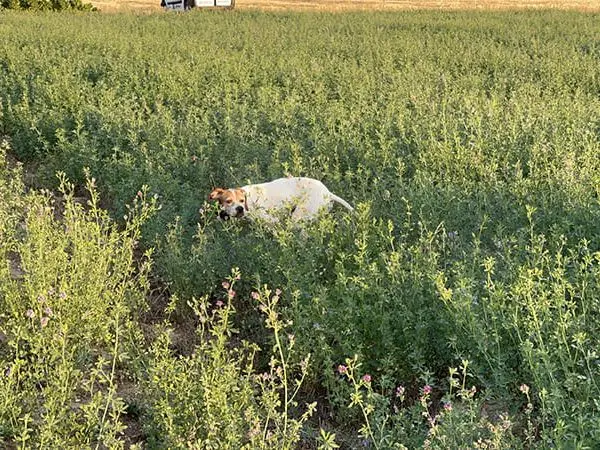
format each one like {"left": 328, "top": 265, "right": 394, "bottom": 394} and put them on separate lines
{"left": 89, "top": 0, "right": 600, "bottom": 12}
{"left": 90, "top": 0, "right": 161, "bottom": 11}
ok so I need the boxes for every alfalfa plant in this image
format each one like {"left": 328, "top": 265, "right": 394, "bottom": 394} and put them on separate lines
{"left": 0, "top": 155, "right": 157, "bottom": 447}
{"left": 336, "top": 357, "right": 520, "bottom": 449}
{"left": 141, "top": 271, "right": 316, "bottom": 449}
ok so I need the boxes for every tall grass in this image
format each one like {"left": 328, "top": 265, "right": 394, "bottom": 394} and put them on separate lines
{"left": 1, "top": 9, "right": 600, "bottom": 447}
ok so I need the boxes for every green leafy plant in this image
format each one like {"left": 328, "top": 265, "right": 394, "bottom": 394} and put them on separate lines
{"left": 0, "top": 151, "right": 156, "bottom": 446}
{"left": 1, "top": 10, "right": 599, "bottom": 447}
{"left": 141, "top": 272, "right": 316, "bottom": 449}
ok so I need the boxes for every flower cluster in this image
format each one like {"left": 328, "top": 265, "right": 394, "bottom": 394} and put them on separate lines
{"left": 26, "top": 287, "right": 62, "bottom": 328}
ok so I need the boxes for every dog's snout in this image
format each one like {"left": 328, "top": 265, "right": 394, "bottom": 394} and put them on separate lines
{"left": 219, "top": 210, "right": 230, "bottom": 220}
{"left": 236, "top": 205, "right": 244, "bottom": 215}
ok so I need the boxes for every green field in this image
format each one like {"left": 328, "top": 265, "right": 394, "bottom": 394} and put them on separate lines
{"left": 1, "top": 9, "right": 600, "bottom": 448}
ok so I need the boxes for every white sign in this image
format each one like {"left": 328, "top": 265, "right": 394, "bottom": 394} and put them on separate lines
{"left": 194, "top": 0, "right": 233, "bottom": 6}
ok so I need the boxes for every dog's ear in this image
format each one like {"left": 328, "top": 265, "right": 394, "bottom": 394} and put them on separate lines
{"left": 208, "top": 188, "right": 225, "bottom": 201}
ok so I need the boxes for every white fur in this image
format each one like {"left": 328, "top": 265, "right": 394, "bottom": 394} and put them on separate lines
{"left": 238, "top": 177, "right": 353, "bottom": 222}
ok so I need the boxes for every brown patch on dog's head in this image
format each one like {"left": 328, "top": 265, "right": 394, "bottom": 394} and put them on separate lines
{"left": 208, "top": 188, "right": 225, "bottom": 201}
{"left": 232, "top": 189, "right": 247, "bottom": 209}
{"left": 208, "top": 187, "right": 248, "bottom": 218}
{"left": 209, "top": 188, "right": 246, "bottom": 205}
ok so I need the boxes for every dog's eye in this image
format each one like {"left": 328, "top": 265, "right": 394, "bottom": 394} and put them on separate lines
{"left": 240, "top": 199, "right": 245, "bottom": 203}
{"left": 225, "top": 199, "right": 232, "bottom": 204}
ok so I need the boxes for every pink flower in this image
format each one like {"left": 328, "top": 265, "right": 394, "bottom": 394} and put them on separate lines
{"left": 251, "top": 291, "right": 260, "bottom": 300}
{"left": 275, "top": 288, "right": 282, "bottom": 296}
{"left": 228, "top": 289, "right": 236, "bottom": 298}
{"left": 40, "top": 316, "right": 49, "bottom": 327}
{"left": 443, "top": 401, "right": 452, "bottom": 412}
{"left": 361, "top": 374, "right": 372, "bottom": 383}
{"left": 43, "top": 306, "right": 53, "bottom": 317}
{"left": 215, "top": 300, "right": 224, "bottom": 307}
{"left": 337, "top": 364, "right": 347, "bottom": 375}
{"left": 222, "top": 281, "right": 230, "bottom": 290}
{"left": 247, "top": 423, "right": 260, "bottom": 439}
{"left": 137, "top": 191, "right": 143, "bottom": 198}
{"left": 25, "top": 309, "right": 34, "bottom": 319}
{"left": 519, "top": 384, "right": 529, "bottom": 395}
{"left": 422, "top": 385, "right": 432, "bottom": 395}
{"left": 396, "top": 385, "right": 405, "bottom": 397}
{"left": 59, "top": 292, "right": 66, "bottom": 300}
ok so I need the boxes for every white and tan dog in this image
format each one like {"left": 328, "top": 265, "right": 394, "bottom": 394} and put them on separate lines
{"left": 209, "top": 177, "right": 353, "bottom": 222}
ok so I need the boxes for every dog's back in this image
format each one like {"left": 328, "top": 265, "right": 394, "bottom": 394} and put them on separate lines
{"left": 249, "top": 177, "right": 350, "bottom": 213}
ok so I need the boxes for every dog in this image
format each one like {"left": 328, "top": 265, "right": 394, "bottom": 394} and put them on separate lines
{"left": 208, "top": 177, "right": 354, "bottom": 222}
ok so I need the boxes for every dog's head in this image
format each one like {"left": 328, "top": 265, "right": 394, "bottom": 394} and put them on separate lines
{"left": 208, "top": 187, "right": 248, "bottom": 220}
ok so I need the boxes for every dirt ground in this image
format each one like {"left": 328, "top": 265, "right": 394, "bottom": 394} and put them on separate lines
{"left": 89, "top": 0, "right": 600, "bottom": 13}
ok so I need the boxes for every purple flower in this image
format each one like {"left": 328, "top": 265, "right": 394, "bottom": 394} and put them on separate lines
{"left": 337, "top": 364, "right": 348, "bottom": 375}
{"left": 40, "top": 316, "right": 49, "bottom": 328}
{"left": 396, "top": 385, "right": 405, "bottom": 397}
{"left": 59, "top": 292, "right": 67, "bottom": 300}
{"left": 25, "top": 309, "right": 34, "bottom": 319}
{"left": 361, "top": 374, "right": 372, "bottom": 384}
{"left": 43, "top": 306, "right": 53, "bottom": 317}
{"left": 422, "top": 384, "right": 432, "bottom": 395}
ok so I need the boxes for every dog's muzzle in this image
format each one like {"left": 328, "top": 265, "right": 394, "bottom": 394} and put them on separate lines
{"left": 219, "top": 206, "right": 245, "bottom": 220}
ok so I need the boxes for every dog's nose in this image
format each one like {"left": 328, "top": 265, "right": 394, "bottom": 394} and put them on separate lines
{"left": 235, "top": 205, "right": 244, "bottom": 215}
